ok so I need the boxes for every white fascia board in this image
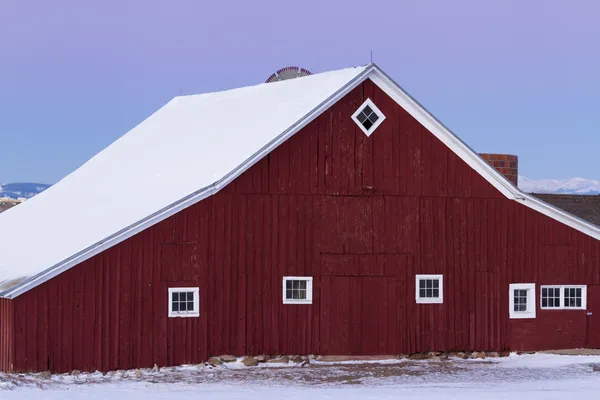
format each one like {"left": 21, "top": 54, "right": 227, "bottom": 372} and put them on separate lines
{"left": 516, "top": 194, "right": 600, "bottom": 241}
{"left": 0, "top": 66, "right": 375, "bottom": 299}
{"left": 4, "top": 63, "right": 600, "bottom": 299}
{"left": 368, "top": 68, "right": 517, "bottom": 200}
{"left": 367, "top": 65, "right": 600, "bottom": 242}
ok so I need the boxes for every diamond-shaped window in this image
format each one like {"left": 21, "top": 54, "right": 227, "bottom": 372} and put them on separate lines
{"left": 351, "top": 99, "right": 385, "bottom": 136}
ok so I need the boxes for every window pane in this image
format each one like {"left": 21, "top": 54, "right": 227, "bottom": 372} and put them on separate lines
{"left": 298, "top": 290, "right": 307, "bottom": 300}
{"left": 187, "top": 292, "right": 194, "bottom": 301}
{"left": 187, "top": 301, "right": 194, "bottom": 311}
{"left": 299, "top": 280, "right": 307, "bottom": 290}
{"left": 172, "top": 293, "right": 179, "bottom": 302}
{"left": 286, "top": 280, "right": 292, "bottom": 290}
{"left": 369, "top": 113, "right": 379, "bottom": 124}
{"left": 541, "top": 287, "right": 562, "bottom": 308}
{"left": 357, "top": 112, "right": 368, "bottom": 123}
{"left": 293, "top": 290, "right": 299, "bottom": 299}
{"left": 286, "top": 289, "right": 293, "bottom": 299}
{"left": 363, "top": 106, "right": 373, "bottom": 116}
{"left": 362, "top": 119, "right": 374, "bottom": 130}
{"left": 426, "top": 288, "right": 433, "bottom": 297}
{"left": 419, "top": 289, "right": 426, "bottom": 298}
{"left": 576, "top": 299, "right": 582, "bottom": 307}
{"left": 514, "top": 289, "right": 528, "bottom": 312}
{"left": 432, "top": 280, "right": 439, "bottom": 289}
{"left": 432, "top": 288, "right": 439, "bottom": 298}
{"left": 419, "top": 280, "right": 426, "bottom": 289}
{"left": 180, "top": 302, "right": 187, "bottom": 311}
{"left": 576, "top": 288, "right": 582, "bottom": 298}
{"left": 172, "top": 302, "right": 179, "bottom": 312}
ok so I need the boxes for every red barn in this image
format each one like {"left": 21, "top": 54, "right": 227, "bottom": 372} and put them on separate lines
{"left": 1, "top": 64, "right": 599, "bottom": 373}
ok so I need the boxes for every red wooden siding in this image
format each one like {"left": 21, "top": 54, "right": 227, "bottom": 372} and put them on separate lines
{"left": 0, "top": 298, "right": 13, "bottom": 371}
{"left": 4, "top": 79, "right": 600, "bottom": 372}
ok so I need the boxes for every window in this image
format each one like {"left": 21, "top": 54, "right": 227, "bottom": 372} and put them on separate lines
{"left": 564, "top": 287, "right": 584, "bottom": 308}
{"left": 282, "top": 277, "right": 313, "bottom": 304}
{"left": 168, "top": 287, "right": 199, "bottom": 317}
{"left": 540, "top": 285, "right": 586, "bottom": 310}
{"left": 415, "top": 274, "right": 443, "bottom": 304}
{"left": 509, "top": 283, "right": 536, "bottom": 319}
{"left": 541, "top": 287, "right": 561, "bottom": 308}
{"left": 351, "top": 98, "right": 386, "bottom": 136}
{"left": 513, "top": 289, "right": 528, "bottom": 311}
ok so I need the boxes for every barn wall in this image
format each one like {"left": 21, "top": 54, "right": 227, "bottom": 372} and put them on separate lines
{"left": 0, "top": 298, "right": 13, "bottom": 371}
{"left": 8, "top": 80, "right": 600, "bottom": 372}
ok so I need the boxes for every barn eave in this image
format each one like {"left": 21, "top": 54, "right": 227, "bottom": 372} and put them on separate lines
{"left": 2, "top": 63, "right": 599, "bottom": 299}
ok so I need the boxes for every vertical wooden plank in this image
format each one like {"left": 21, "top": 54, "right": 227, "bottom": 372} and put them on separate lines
{"left": 361, "top": 80, "right": 375, "bottom": 189}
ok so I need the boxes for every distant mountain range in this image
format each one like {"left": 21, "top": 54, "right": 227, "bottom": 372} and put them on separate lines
{"left": 0, "top": 182, "right": 51, "bottom": 200}
{"left": 0, "top": 177, "right": 598, "bottom": 203}
{"left": 519, "top": 176, "right": 600, "bottom": 195}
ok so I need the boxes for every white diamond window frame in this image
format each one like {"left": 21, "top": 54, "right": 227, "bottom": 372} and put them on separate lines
{"left": 351, "top": 98, "right": 386, "bottom": 137}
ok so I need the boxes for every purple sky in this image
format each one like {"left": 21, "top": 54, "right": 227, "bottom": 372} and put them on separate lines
{"left": 1, "top": 0, "right": 599, "bottom": 184}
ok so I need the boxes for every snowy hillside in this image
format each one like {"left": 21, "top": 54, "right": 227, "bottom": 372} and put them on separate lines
{"left": 0, "top": 182, "right": 50, "bottom": 200}
{"left": 519, "top": 176, "right": 600, "bottom": 195}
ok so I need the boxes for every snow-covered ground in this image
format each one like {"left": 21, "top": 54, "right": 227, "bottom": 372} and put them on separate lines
{"left": 2, "top": 354, "right": 600, "bottom": 399}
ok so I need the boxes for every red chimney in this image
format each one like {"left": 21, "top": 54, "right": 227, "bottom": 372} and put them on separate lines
{"left": 479, "top": 153, "right": 519, "bottom": 186}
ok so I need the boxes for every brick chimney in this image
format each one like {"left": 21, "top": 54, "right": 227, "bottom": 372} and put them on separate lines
{"left": 479, "top": 153, "right": 519, "bottom": 186}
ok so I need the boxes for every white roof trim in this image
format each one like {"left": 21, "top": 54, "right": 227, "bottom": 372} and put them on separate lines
{"left": 2, "top": 63, "right": 599, "bottom": 298}
{"left": 368, "top": 67, "right": 600, "bottom": 241}
{"left": 0, "top": 66, "right": 374, "bottom": 299}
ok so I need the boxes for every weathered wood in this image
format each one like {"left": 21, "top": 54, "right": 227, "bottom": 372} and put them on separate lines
{"left": 2, "top": 80, "right": 599, "bottom": 372}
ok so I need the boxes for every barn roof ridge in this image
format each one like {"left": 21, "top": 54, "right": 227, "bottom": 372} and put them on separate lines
{"left": 0, "top": 63, "right": 598, "bottom": 298}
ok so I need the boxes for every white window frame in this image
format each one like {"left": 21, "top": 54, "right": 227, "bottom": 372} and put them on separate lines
{"left": 540, "top": 285, "right": 587, "bottom": 310}
{"left": 415, "top": 274, "right": 443, "bottom": 304}
{"left": 282, "top": 276, "right": 313, "bottom": 304}
{"left": 351, "top": 98, "right": 386, "bottom": 137}
{"left": 509, "top": 283, "right": 536, "bottom": 319}
{"left": 168, "top": 287, "right": 200, "bottom": 317}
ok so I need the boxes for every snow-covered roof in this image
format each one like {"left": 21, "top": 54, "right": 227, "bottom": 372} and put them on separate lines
{"left": 1, "top": 63, "right": 599, "bottom": 298}
{"left": 0, "top": 66, "right": 369, "bottom": 296}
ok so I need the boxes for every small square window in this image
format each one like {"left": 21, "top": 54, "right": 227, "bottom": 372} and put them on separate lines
{"left": 509, "top": 283, "right": 536, "bottom": 319}
{"left": 563, "top": 286, "right": 586, "bottom": 309}
{"left": 351, "top": 98, "right": 386, "bottom": 136}
{"left": 416, "top": 275, "right": 443, "bottom": 304}
{"left": 168, "top": 287, "right": 200, "bottom": 317}
{"left": 283, "top": 277, "right": 313, "bottom": 304}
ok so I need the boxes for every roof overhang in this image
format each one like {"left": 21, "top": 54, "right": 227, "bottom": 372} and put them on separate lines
{"left": 2, "top": 64, "right": 599, "bottom": 299}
